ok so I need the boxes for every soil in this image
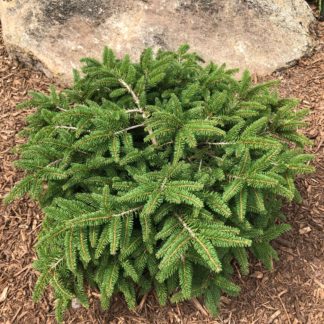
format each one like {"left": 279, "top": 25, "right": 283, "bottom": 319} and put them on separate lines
{"left": 0, "top": 16, "right": 323, "bottom": 324}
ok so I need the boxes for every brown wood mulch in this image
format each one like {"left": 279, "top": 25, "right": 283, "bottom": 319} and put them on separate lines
{"left": 0, "top": 18, "right": 323, "bottom": 324}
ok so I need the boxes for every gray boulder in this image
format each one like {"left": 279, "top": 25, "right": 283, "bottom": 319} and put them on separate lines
{"left": 0, "top": 0, "right": 316, "bottom": 83}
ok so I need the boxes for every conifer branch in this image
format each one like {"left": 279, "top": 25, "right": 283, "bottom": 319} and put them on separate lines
{"left": 118, "top": 79, "right": 141, "bottom": 107}
{"left": 176, "top": 214, "right": 222, "bottom": 273}
{"left": 118, "top": 78, "right": 158, "bottom": 145}
{"left": 176, "top": 215, "right": 196, "bottom": 237}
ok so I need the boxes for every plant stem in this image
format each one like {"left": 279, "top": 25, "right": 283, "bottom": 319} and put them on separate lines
{"left": 118, "top": 78, "right": 158, "bottom": 145}
{"left": 114, "top": 123, "right": 145, "bottom": 135}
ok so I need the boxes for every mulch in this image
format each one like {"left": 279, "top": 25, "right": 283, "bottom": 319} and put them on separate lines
{"left": 0, "top": 16, "right": 323, "bottom": 324}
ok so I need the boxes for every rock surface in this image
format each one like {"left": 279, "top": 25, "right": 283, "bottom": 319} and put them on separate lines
{"left": 0, "top": 0, "right": 316, "bottom": 82}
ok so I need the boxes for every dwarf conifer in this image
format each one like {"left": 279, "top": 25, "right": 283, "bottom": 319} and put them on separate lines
{"left": 6, "top": 45, "right": 314, "bottom": 322}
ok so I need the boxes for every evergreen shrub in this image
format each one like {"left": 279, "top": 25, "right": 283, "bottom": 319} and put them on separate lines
{"left": 6, "top": 45, "right": 314, "bottom": 322}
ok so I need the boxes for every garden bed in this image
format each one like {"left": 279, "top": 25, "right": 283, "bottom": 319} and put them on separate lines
{"left": 0, "top": 21, "right": 323, "bottom": 323}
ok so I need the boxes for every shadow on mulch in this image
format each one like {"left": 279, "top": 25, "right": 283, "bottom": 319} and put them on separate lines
{"left": 0, "top": 19, "right": 323, "bottom": 324}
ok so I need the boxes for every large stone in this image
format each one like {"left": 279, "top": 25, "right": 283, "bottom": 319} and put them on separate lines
{"left": 0, "top": 0, "right": 316, "bottom": 83}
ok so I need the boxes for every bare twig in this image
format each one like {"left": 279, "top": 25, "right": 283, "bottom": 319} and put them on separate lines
{"left": 55, "top": 126, "right": 78, "bottom": 130}
{"left": 114, "top": 123, "right": 145, "bottom": 135}
{"left": 277, "top": 294, "right": 291, "bottom": 324}
{"left": 47, "top": 159, "right": 63, "bottom": 167}
{"left": 118, "top": 78, "right": 157, "bottom": 145}
{"left": 267, "top": 310, "right": 281, "bottom": 323}
{"left": 205, "top": 141, "right": 234, "bottom": 146}
{"left": 191, "top": 298, "right": 209, "bottom": 317}
{"left": 137, "top": 293, "right": 148, "bottom": 312}
{"left": 126, "top": 109, "right": 143, "bottom": 114}
{"left": 57, "top": 107, "right": 67, "bottom": 112}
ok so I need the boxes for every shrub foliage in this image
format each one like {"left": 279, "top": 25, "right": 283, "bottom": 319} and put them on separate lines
{"left": 6, "top": 45, "right": 314, "bottom": 321}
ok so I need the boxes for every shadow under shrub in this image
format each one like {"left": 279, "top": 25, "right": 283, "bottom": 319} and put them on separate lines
{"left": 6, "top": 45, "right": 314, "bottom": 322}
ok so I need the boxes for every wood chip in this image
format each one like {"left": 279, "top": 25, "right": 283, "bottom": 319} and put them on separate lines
{"left": 299, "top": 226, "right": 312, "bottom": 235}
{"left": 0, "top": 287, "right": 9, "bottom": 303}
{"left": 267, "top": 310, "right": 281, "bottom": 323}
{"left": 251, "top": 271, "right": 264, "bottom": 279}
{"left": 71, "top": 298, "right": 81, "bottom": 309}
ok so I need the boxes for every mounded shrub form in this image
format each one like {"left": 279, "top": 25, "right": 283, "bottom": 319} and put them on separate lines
{"left": 7, "top": 45, "right": 314, "bottom": 322}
